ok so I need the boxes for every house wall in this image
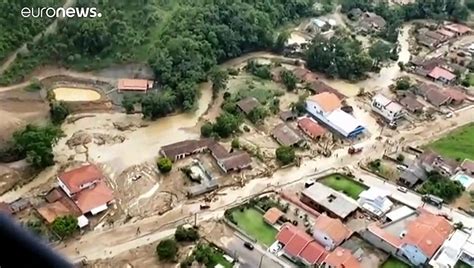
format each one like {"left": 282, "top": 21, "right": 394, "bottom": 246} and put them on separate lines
{"left": 313, "top": 230, "right": 336, "bottom": 250}
{"left": 306, "top": 100, "right": 363, "bottom": 138}
{"left": 371, "top": 100, "right": 404, "bottom": 122}
{"left": 90, "top": 204, "right": 109, "bottom": 215}
{"left": 360, "top": 229, "right": 399, "bottom": 255}
{"left": 399, "top": 244, "right": 428, "bottom": 266}
{"left": 57, "top": 177, "right": 72, "bottom": 197}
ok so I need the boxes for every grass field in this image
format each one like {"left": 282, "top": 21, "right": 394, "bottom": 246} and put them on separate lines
{"left": 231, "top": 207, "right": 278, "bottom": 246}
{"left": 381, "top": 257, "right": 410, "bottom": 268}
{"left": 208, "top": 249, "right": 233, "bottom": 268}
{"left": 236, "top": 78, "right": 284, "bottom": 105}
{"left": 320, "top": 174, "right": 368, "bottom": 199}
{"left": 428, "top": 124, "right": 474, "bottom": 161}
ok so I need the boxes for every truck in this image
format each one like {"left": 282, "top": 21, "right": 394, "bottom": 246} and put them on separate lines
{"left": 348, "top": 145, "right": 363, "bottom": 155}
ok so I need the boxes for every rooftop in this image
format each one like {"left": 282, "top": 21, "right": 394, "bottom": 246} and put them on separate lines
{"left": 263, "top": 207, "right": 285, "bottom": 225}
{"left": 271, "top": 123, "right": 304, "bottom": 147}
{"left": 323, "top": 247, "right": 361, "bottom": 268}
{"left": 58, "top": 165, "right": 104, "bottom": 194}
{"left": 297, "top": 117, "right": 326, "bottom": 139}
{"left": 430, "top": 229, "right": 474, "bottom": 268}
{"left": 428, "top": 67, "right": 456, "bottom": 81}
{"left": 325, "top": 109, "right": 365, "bottom": 137}
{"left": 444, "top": 23, "right": 471, "bottom": 35}
{"left": 373, "top": 94, "right": 403, "bottom": 113}
{"left": 276, "top": 223, "right": 328, "bottom": 265}
{"left": 313, "top": 213, "right": 352, "bottom": 246}
{"left": 302, "top": 182, "right": 359, "bottom": 219}
{"left": 236, "top": 97, "right": 260, "bottom": 114}
{"left": 399, "top": 95, "right": 424, "bottom": 112}
{"left": 308, "top": 92, "right": 342, "bottom": 113}
{"left": 117, "top": 79, "right": 151, "bottom": 91}
{"left": 73, "top": 180, "right": 114, "bottom": 214}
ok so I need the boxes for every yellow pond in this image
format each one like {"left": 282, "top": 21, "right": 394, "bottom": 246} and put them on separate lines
{"left": 53, "top": 87, "right": 101, "bottom": 102}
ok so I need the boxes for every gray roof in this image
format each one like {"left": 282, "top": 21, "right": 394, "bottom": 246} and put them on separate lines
{"left": 302, "top": 182, "right": 359, "bottom": 219}
{"left": 271, "top": 123, "right": 304, "bottom": 146}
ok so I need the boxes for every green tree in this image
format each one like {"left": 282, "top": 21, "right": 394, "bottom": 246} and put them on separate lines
{"left": 51, "top": 215, "right": 78, "bottom": 238}
{"left": 231, "top": 138, "right": 240, "bottom": 149}
{"left": 369, "top": 41, "right": 394, "bottom": 67}
{"left": 274, "top": 31, "right": 290, "bottom": 52}
{"left": 395, "top": 78, "right": 411, "bottom": 90}
{"left": 276, "top": 146, "right": 296, "bottom": 165}
{"left": 467, "top": 0, "right": 474, "bottom": 10}
{"left": 157, "top": 157, "right": 173, "bottom": 173}
{"left": 419, "top": 171, "right": 465, "bottom": 202}
{"left": 49, "top": 101, "right": 70, "bottom": 125}
{"left": 141, "top": 91, "right": 176, "bottom": 119}
{"left": 13, "top": 124, "right": 62, "bottom": 169}
{"left": 201, "top": 122, "right": 214, "bottom": 138}
{"left": 175, "top": 225, "right": 200, "bottom": 242}
{"left": 280, "top": 69, "right": 298, "bottom": 91}
{"left": 210, "top": 68, "right": 229, "bottom": 94}
{"left": 212, "top": 112, "right": 241, "bottom": 138}
{"left": 122, "top": 95, "right": 141, "bottom": 114}
{"left": 247, "top": 107, "right": 268, "bottom": 124}
{"left": 156, "top": 239, "right": 178, "bottom": 261}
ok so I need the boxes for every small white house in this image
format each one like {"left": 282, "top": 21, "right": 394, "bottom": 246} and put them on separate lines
{"left": 371, "top": 94, "right": 404, "bottom": 122}
{"left": 357, "top": 187, "right": 393, "bottom": 217}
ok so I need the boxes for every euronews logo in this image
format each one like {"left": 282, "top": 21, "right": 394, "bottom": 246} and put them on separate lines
{"left": 21, "top": 7, "right": 102, "bottom": 18}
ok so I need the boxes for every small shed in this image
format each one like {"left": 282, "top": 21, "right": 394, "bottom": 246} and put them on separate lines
{"left": 263, "top": 207, "right": 285, "bottom": 225}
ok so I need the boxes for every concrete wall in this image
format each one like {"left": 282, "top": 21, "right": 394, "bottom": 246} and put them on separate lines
{"left": 360, "top": 229, "right": 399, "bottom": 256}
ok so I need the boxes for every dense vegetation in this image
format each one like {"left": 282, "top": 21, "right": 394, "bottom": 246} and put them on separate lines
{"left": 157, "top": 157, "right": 173, "bottom": 173}
{"left": 174, "top": 225, "right": 199, "bottom": 242}
{"left": 419, "top": 171, "right": 464, "bottom": 202}
{"left": 341, "top": 0, "right": 469, "bottom": 42}
{"left": 305, "top": 33, "right": 372, "bottom": 80}
{"left": 156, "top": 239, "right": 178, "bottom": 261}
{"left": 0, "top": 0, "right": 60, "bottom": 61}
{"left": 2, "top": 0, "right": 314, "bottom": 118}
{"left": 276, "top": 146, "right": 296, "bottom": 165}
{"left": 51, "top": 215, "right": 78, "bottom": 238}
{"left": 11, "top": 125, "right": 62, "bottom": 168}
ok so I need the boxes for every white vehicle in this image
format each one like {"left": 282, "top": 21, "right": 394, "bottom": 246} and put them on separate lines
{"left": 397, "top": 186, "right": 408, "bottom": 193}
{"left": 445, "top": 112, "right": 454, "bottom": 119}
{"left": 396, "top": 165, "right": 407, "bottom": 171}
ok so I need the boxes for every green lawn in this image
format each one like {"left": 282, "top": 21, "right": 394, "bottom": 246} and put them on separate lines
{"left": 468, "top": 73, "right": 474, "bottom": 87}
{"left": 427, "top": 123, "right": 474, "bottom": 161}
{"left": 209, "top": 250, "right": 233, "bottom": 268}
{"left": 231, "top": 208, "right": 278, "bottom": 246}
{"left": 236, "top": 78, "right": 283, "bottom": 104}
{"left": 380, "top": 257, "right": 411, "bottom": 268}
{"left": 320, "top": 174, "right": 368, "bottom": 199}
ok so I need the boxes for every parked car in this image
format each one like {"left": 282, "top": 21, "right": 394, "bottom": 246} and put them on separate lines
{"left": 396, "top": 165, "right": 407, "bottom": 171}
{"left": 397, "top": 186, "right": 408, "bottom": 193}
{"left": 445, "top": 112, "right": 454, "bottom": 118}
{"left": 200, "top": 204, "right": 210, "bottom": 210}
{"left": 305, "top": 178, "right": 315, "bottom": 188}
{"left": 348, "top": 145, "right": 363, "bottom": 154}
{"left": 243, "top": 242, "right": 254, "bottom": 250}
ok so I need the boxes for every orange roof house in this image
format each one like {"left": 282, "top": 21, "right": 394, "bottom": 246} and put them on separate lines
{"left": 58, "top": 165, "right": 104, "bottom": 195}
{"left": 366, "top": 208, "right": 452, "bottom": 267}
{"left": 322, "top": 247, "right": 361, "bottom": 268}
{"left": 276, "top": 224, "right": 328, "bottom": 265}
{"left": 297, "top": 117, "right": 327, "bottom": 140}
{"left": 308, "top": 92, "right": 342, "bottom": 113}
{"left": 263, "top": 207, "right": 285, "bottom": 225}
{"left": 74, "top": 181, "right": 114, "bottom": 214}
{"left": 313, "top": 213, "right": 352, "bottom": 250}
{"left": 117, "top": 79, "right": 152, "bottom": 92}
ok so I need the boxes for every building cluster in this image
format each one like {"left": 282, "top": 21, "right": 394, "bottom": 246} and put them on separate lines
{"left": 30, "top": 164, "right": 115, "bottom": 228}
{"left": 416, "top": 23, "right": 471, "bottom": 50}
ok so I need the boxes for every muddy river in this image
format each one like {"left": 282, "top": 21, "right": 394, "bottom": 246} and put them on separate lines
{"left": 53, "top": 87, "right": 101, "bottom": 102}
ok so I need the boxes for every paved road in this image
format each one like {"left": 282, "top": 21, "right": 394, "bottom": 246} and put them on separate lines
{"left": 225, "top": 235, "right": 292, "bottom": 268}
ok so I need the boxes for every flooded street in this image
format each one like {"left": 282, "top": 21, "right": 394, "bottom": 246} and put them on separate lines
{"left": 53, "top": 87, "right": 102, "bottom": 102}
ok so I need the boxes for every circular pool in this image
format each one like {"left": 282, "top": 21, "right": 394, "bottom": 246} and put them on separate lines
{"left": 53, "top": 87, "right": 101, "bottom": 102}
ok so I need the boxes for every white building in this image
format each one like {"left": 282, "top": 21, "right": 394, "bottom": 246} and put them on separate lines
{"left": 357, "top": 187, "right": 393, "bottom": 217}
{"left": 430, "top": 229, "right": 474, "bottom": 268}
{"left": 306, "top": 92, "right": 365, "bottom": 138}
{"left": 371, "top": 94, "right": 404, "bottom": 122}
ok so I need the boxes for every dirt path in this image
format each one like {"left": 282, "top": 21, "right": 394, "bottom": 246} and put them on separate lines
{"left": 0, "top": 0, "right": 77, "bottom": 75}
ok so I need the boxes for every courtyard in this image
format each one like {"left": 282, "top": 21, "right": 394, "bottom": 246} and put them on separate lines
{"left": 230, "top": 207, "right": 278, "bottom": 246}
{"left": 320, "top": 174, "right": 368, "bottom": 199}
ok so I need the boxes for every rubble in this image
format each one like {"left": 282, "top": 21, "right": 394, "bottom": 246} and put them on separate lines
{"left": 113, "top": 121, "right": 148, "bottom": 131}
{"left": 66, "top": 131, "right": 92, "bottom": 148}
{"left": 93, "top": 133, "right": 126, "bottom": 146}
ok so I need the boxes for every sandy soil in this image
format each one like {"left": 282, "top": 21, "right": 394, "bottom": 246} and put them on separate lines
{"left": 53, "top": 87, "right": 102, "bottom": 102}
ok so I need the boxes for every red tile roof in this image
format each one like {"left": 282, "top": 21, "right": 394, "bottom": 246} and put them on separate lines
{"left": 263, "top": 207, "right": 284, "bottom": 225}
{"left": 313, "top": 214, "right": 352, "bottom": 246}
{"left": 117, "top": 79, "right": 150, "bottom": 91}
{"left": 277, "top": 224, "right": 327, "bottom": 265}
{"left": 59, "top": 165, "right": 104, "bottom": 194}
{"left": 308, "top": 92, "right": 342, "bottom": 113}
{"left": 428, "top": 67, "right": 456, "bottom": 81}
{"left": 74, "top": 180, "right": 114, "bottom": 214}
{"left": 323, "top": 247, "right": 361, "bottom": 268}
{"left": 436, "top": 28, "right": 455, "bottom": 38}
{"left": 444, "top": 24, "right": 471, "bottom": 35}
{"left": 403, "top": 210, "right": 452, "bottom": 258}
{"left": 298, "top": 117, "right": 326, "bottom": 139}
